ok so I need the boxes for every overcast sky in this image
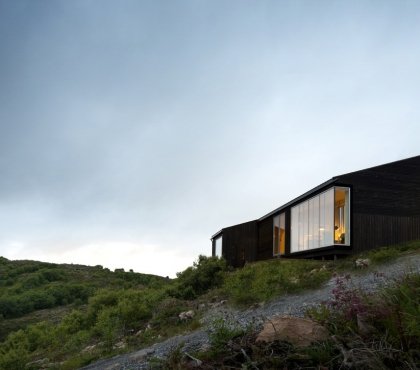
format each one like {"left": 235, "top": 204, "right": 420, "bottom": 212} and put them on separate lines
{"left": 1, "top": 0, "right": 419, "bottom": 277}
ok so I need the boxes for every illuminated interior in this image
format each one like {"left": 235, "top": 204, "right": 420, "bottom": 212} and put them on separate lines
{"left": 273, "top": 213, "right": 286, "bottom": 255}
{"left": 334, "top": 187, "right": 350, "bottom": 244}
{"left": 290, "top": 186, "right": 350, "bottom": 253}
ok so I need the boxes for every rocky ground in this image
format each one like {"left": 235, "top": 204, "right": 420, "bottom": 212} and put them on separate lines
{"left": 80, "top": 253, "right": 420, "bottom": 370}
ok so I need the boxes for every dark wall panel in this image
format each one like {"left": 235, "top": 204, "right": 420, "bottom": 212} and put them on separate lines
{"left": 352, "top": 213, "right": 420, "bottom": 253}
{"left": 221, "top": 221, "right": 258, "bottom": 267}
{"left": 257, "top": 217, "right": 273, "bottom": 261}
{"left": 337, "top": 156, "right": 420, "bottom": 216}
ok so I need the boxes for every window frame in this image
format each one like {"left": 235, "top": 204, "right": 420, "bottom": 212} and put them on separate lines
{"left": 290, "top": 186, "right": 351, "bottom": 253}
{"left": 273, "top": 212, "right": 286, "bottom": 256}
{"left": 214, "top": 235, "right": 223, "bottom": 257}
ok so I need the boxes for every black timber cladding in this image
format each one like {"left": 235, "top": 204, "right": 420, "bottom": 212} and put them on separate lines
{"left": 211, "top": 155, "right": 420, "bottom": 266}
{"left": 335, "top": 156, "right": 420, "bottom": 252}
{"left": 335, "top": 155, "right": 420, "bottom": 216}
{"left": 212, "top": 220, "right": 258, "bottom": 267}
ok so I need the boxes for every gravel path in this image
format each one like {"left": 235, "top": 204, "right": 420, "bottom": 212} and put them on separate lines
{"left": 80, "top": 253, "right": 420, "bottom": 370}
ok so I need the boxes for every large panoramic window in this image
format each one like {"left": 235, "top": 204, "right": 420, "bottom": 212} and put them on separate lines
{"left": 291, "top": 187, "right": 350, "bottom": 253}
{"left": 214, "top": 236, "right": 223, "bottom": 257}
{"left": 273, "top": 212, "right": 286, "bottom": 256}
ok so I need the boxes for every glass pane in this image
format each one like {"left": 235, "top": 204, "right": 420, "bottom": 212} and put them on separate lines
{"left": 291, "top": 206, "right": 299, "bottom": 253}
{"left": 344, "top": 188, "right": 350, "bottom": 244}
{"left": 302, "top": 200, "right": 309, "bottom": 250}
{"left": 290, "top": 186, "right": 350, "bottom": 253}
{"left": 334, "top": 187, "right": 350, "bottom": 244}
{"left": 298, "top": 203, "right": 304, "bottom": 251}
{"left": 319, "top": 191, "right": 326, "bottom": 247}
{"left": 308, "top": 197, "right": 319, "bottom": 250}
{"left": 324, "top": 188, "right": 334, "bottom": 246}
{"left": 279, "top": 213, "right": 286, "bottom": 255}
{"left": 215, "top": 236, "right": 222, "bottom": 257}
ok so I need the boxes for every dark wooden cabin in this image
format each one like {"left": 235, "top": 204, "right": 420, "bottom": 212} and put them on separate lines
{"left": 211, "top": 155, "right": 420, "bottom": 267}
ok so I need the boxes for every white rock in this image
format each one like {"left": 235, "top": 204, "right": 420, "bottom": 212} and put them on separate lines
{"left": 355, "top": 258, "right": 370, "bottom": 268}
{"left": 179, "top": 310, "right": 195, "bottom": 321}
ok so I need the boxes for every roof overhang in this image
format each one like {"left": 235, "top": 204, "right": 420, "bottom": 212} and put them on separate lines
{"left": 210, "top": 229, "right": 223, "bottom": 240}
{"left": 258, "top": 177, "right": 338, "bottom": 221}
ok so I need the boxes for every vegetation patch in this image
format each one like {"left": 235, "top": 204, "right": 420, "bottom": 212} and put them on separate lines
{"left": 221, "top": 258, "right": 331, "bottom": 306}
{"left": 159, "top": 273, "right": 420, "bottom": 370}
{"left": 0, "top": 241, "right": 419, "bottom": 369}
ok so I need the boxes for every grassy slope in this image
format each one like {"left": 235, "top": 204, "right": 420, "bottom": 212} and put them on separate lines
{"left": 0, "top": 240, "right": 419, "bottom": 369}
{"left": 0, "top": 258, "right": 167, "bottom": 340}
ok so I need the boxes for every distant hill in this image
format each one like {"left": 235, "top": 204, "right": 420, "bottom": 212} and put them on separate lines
{"left": 0, "top": 256, "right": 167, "bottom": 339}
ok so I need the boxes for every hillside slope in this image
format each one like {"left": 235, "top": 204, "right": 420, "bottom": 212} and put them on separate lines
{"left": 0, "top": 257, "right": 167, "bottom": 341}
{"left": 0, "top": 242, "right": 419, "bottom": 369}
{"left": 82, "top": 252, "right": 420, "bottom": 370}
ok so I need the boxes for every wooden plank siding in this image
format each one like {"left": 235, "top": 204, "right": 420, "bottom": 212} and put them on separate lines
{"left": 336, "top": 156, "right": 420, "bottom": 216}
{"left": 212, "top": 155, "right": 420, "bottom": 267}
{"left": 257, "top": 209, "right": 292, "bottom": 260}
{"left": 352, "top": 213, "right": 420, "bottom": 253}
{"left": 216, "top": 221, "right": 258, "bottom": 267}
{"left": 257, "top": 217, "right": 273, "bottom": 261}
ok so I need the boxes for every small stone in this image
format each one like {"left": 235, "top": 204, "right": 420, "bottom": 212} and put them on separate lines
{"left": 179, "top": 310, "right": 195, "bottom": 321}
{"left": 289, "top": 277, "right": 300, "bottom": 284}
{"left": 81, "top": 344, "right": 97, "bottom": 353}
{"left": 26, "top": 358, "right": 49, "bottom": 367}
{"left": 355, "top": 258, "right": 370, "bottom": 268}
{"left": 113, "top": 341, "right": 126, "bottom": 349}
{"left": 129, "top": 348, "right": 155, "bottom": 361}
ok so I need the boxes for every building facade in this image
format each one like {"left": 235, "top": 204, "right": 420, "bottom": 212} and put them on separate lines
{"left": 211, "top": 155, "right": 420, "bottom": 267}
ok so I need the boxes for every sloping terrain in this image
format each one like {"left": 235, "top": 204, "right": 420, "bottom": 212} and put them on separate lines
{"left": 1, "top": 242, "right": 419, "bottom": 369}
{"left": 80, "top": 252, "right": 420, "bottom": 370}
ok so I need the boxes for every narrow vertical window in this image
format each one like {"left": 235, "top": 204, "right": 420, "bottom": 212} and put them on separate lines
{"left": 215, "top": 236, "right": 223, "bottom": 257}
{"left": 273, "top": 213, "right": 286, "bottom": 256}
{"left": 324, "top": 188, "right": 334, "bottom": 246}
{"left": 273, "top": 215, "right": 280, "bottom": 255}
{"left": 334, "top": 187, "right": 350, "bottom": 245}
{"left": 291, "top": 207, "right": 299, "bottom": 253}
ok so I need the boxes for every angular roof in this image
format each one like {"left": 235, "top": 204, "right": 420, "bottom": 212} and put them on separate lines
{"left": 259, "top": 154, "right": 420, "bottom": 221}
{"left": 212, "top": 154, "right": 420, "bottom": 235}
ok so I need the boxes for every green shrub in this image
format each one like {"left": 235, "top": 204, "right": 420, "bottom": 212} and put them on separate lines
{"left": 307, "top": 273, "right": 420, "bottom": 368}
{"left": 360, "top": 240, "right": 420, "bottom": 265}
{"left": 94, "top": 307, "right": 121, "bottom": 350}
{"left": 170, "top": 255, "right": 227, "bottom": 299}
{"left": 0, "top": 330, "right": 29, "bottom": 370}
{"left": 116, "top": 289, "right": 160, "bottom": 329}
{"left": 209, "top": 318, "right": 244, "bottom": 352}
{"left": 86, "top": 290, "right": 120, "bottom": 326}
{"left": 26, "top": 322, "right": 55, "bottom": 351}
{"left": 223, "top": 259, "right": 331, "bottom": 305}
{"left": 59, "top": 310, "right": 86, "bottom": 335}
{"left": 150, "top": 297, "right": 187, "bottom": 328}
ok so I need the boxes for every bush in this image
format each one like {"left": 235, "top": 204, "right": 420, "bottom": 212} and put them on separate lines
{"left": 307, "top": 273, "right": 420, "bottom": 369}
{"left": 223, "top": 259, "right": 331, "bottom": 305}
{"left": 86, "top": 290, "right": 120, "bottom": 326}
{"left": 170, "top": 255, "right": 227, "bottom": 299}
{"left": 94, "top": 307, "right": 121, "bottom": 350}
{"left": 209, "top": 318, "right": 244, "bottom": 353}
{"left": 26, "top": 322, "right": 55, "bottom": 351}
{"left": 0, "top": 330, "right": 29, "bottom": 370}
